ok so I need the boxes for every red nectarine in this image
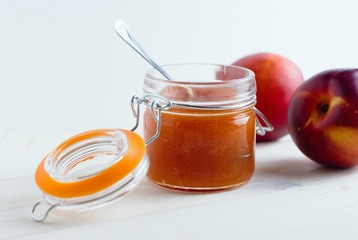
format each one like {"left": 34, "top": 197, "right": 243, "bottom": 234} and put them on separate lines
{"left": 232, "top": 53, "right": 304, "bottom": 141}
{"left": 287, "top": 69, "right": 358, "bottom": 168}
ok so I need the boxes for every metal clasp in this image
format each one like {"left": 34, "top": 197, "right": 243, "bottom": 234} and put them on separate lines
{"left": 130, "top": 94, "right": 172, "bottom": 145}
{"left": 254, "top": 107, "right": 274, "bottom": 136}
{"left": 32, "top": 201, "right": 58, "bottom": 222}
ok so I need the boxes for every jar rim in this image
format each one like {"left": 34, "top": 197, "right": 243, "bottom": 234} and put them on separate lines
{"left": 145, "top": 63, "right": 255, "bottom": 85}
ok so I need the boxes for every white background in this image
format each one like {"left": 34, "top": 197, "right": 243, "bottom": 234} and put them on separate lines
{"left": 1, "top": 0, "right": 358, "bottom": 135}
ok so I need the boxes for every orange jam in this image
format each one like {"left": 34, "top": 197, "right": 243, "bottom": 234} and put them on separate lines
{"left": 144, "top": 106, "right": 256, "bottom": 192}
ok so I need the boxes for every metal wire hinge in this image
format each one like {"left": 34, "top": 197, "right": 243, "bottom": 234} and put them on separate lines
{"left": 130, "top": 95, "right": 172, "bottom": 145}
{"left": 254, "top": 107, "right": 274, "bottom": 136}
{"left": 32, "top": 201, "right": 59, "bottom": 222}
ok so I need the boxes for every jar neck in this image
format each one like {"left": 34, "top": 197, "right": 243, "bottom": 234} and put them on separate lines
{"left": 169, "top": 98, "right": 256, "bottom": 110}
{"left": 143, "top": 64, "right": 256, "bottom": 110}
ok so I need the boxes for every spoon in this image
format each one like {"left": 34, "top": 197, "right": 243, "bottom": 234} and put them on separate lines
{"left": 114, "top": 19, "right": 172, "bottom": 80}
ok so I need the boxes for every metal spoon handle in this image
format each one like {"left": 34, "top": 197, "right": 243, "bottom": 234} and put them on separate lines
{"left": 114, "top": 19, "right": 172, "bottom": 80}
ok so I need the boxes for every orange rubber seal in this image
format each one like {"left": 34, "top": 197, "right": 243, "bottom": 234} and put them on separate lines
{"left": 35, "top": 129, "right": 146, "bottom": 198}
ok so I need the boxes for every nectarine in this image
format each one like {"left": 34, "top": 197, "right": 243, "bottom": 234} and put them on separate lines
{"left": 232, "top": 53, "right": 304, "bottom": 141}
{"left": 287, "top": 69, "right": 358, "bottom": 168}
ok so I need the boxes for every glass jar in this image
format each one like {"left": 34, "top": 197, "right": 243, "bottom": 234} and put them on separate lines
{"left": 32, "top": 63, "right": 272, "bottom": 222}
{"left": 143, "top": 63, "right": 268, "bottom": 192}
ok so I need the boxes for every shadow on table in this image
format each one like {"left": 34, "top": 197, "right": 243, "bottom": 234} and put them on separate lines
{"left": 251, "top": 157, "right": 357, "bottom": 190}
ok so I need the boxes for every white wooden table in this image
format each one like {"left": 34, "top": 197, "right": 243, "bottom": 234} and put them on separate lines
{"left": 1, "top": 129, "right": 358, "bottom": 240}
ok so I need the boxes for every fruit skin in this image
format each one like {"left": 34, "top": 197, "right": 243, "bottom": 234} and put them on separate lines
{"left": 287, "top": 69, "right": 358, "bottom": 168}
{"left": 232, "top": 53, "right": 304, "bottom": 141}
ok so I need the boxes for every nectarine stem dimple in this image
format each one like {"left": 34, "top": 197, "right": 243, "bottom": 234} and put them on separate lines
{"left": 320, "top": 103, "right": 329, "bottom": 115}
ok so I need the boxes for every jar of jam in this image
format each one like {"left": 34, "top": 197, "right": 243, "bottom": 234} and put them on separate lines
{"left": 143, "top": 63, "right": 272, "bottom": 192}
{"left": 32, "top": 63, "right": 272, "bottom": 222}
